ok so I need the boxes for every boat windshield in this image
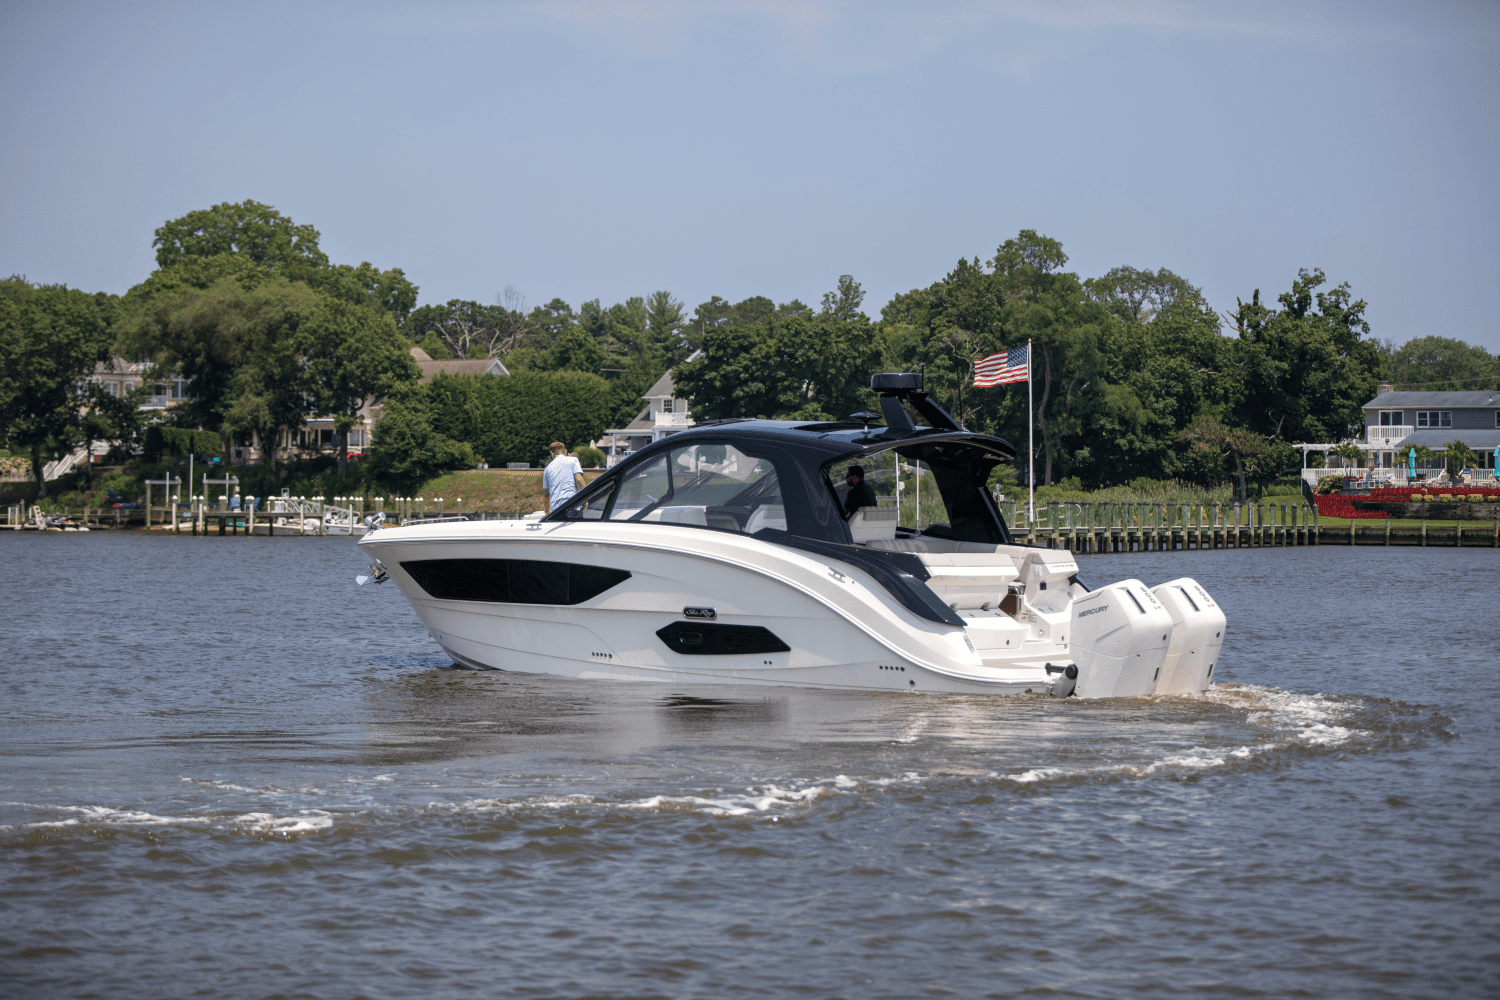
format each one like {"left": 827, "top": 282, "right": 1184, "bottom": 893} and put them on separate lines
{"left": 826, "top": 439, "right": 1009, "bottom": 545}
{"left": 557, "top": 441, "right": 787, "bottom": 534}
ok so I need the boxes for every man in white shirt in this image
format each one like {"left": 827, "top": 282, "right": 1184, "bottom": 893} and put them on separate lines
{"left": 542, "top": 441, "right": 586, "bottom": 513}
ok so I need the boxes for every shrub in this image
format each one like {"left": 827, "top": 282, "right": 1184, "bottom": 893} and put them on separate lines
{"left": 574, "top": 446, "right": 605, "bottom": 468}
{"left": 1314, "top": 474, "right": 1345, "bottom": 496}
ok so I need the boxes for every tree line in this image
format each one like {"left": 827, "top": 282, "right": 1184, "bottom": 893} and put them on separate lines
{"left": 2, "top": 202, "right": 1496, "bottom": 498}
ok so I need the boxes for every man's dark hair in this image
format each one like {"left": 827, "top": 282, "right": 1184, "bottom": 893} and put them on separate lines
{"left": 847, "top": 465, "right": 865, "bottom": 479}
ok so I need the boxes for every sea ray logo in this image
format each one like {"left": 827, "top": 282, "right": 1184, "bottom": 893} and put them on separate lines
{"left": 683, "top": 607, "right": 717, "bottom": 620}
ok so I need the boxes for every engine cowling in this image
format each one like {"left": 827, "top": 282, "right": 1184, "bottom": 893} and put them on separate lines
{"left": 1068, "top": 579, "right": 1174, "bottom": 698}
{"left": 1149, "top": 577, "right": 1226, "bottom": 694}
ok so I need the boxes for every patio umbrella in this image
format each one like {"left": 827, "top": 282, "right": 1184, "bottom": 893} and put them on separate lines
{"left": 1409, "top": 448, "right": 1417, "bottom": 480}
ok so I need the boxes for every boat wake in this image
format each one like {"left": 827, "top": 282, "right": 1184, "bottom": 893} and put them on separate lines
{"left": 0, "top": 683, "right": 1449, "bottom": 835}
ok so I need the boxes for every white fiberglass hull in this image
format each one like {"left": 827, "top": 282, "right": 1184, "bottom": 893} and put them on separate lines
{"left": 359, "top": 520, "right": 1222, "bottom": 697}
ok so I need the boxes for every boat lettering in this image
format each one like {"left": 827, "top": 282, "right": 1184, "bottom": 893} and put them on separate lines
{"left": 1078, "top": 604, "right": 1109, "bottom": 618}
{"left": 683, "top": 607, "right": 717, "bottom": 620}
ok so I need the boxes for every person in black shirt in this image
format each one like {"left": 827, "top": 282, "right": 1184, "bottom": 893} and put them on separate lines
{"left": 844, "top": 465, "right": 878, "bottom": 517}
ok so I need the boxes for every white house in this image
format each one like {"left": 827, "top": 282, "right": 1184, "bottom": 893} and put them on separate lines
{"left": 1298, "top": 384, "right": 1500, "bottom": 485}
{"left": 598, "top": 369, "right": 694, "bottom": 466}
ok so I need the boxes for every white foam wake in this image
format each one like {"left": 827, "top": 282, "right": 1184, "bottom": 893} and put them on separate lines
{"left": 0, "top": 802, "right": 333, "bottom": 834}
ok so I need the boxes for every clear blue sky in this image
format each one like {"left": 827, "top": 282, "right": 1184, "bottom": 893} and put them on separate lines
{"left": 3, "top": 1, "right": 1497, "bottom": 350}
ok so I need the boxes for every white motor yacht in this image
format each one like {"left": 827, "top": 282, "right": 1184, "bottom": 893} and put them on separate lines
{"left": 359, "top": 373, "right": 1225, "bottom": 696}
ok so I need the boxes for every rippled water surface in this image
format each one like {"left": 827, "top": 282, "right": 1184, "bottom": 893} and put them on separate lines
{"left": 2, "top": 533, "right": 1497, "bottom": 999}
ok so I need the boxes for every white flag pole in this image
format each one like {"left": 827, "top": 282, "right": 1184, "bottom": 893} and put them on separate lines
{"left": 1027, "top": 340, "right": 1034, "bottom": 526}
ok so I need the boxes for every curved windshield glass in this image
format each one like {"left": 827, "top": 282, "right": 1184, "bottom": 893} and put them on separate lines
{"left": 826, "top": 438, "right": 1010, "bottom": 545}
{"left": 561, "top": 442, "right": 785, "bottom": 534}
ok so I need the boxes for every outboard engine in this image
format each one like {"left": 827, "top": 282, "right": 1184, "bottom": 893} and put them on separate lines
{"left": 1149, "top": 578, "right": 1226, "bottom": 694}
{"left": 1068, "top": 579, "right": 1174, "bottom": 698}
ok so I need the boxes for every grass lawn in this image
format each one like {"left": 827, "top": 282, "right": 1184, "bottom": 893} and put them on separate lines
{"left": 1313, "top": 515, "right": 1493, "bottom": 527}
{"left": 414, "top": 469, "right": 607, "bottom": 514}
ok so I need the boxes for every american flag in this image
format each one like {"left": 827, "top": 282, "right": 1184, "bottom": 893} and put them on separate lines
{"left": 973, "top": 346, "right": 1028, "bottom": 387}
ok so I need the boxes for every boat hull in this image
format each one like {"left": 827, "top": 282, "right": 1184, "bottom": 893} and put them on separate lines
{"left": 360, "top": 521, "right": 1073, "bottom": 694}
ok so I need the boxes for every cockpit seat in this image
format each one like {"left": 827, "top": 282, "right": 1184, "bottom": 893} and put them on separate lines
{"left": 848, "top": 506, "right": 898, "bottom": 543}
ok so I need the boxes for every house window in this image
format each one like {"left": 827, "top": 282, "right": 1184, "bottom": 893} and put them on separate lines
{"left": 1415, "top": 411, "right": 1451, "bottom": 428}
{"left": 102, "top": 381, "right": 120, "bottom": 397}
{"left": 1495, "top": 410, "right": 1499, "bottom": 428}
{"left": 661, "top": 399, "right": 674, "bottom": 414}
{"left": 169, "top": 379, "right": 190, "bottom": 400}
{"left": 1378, "top": 411, "right": 1402, "bottom": 426}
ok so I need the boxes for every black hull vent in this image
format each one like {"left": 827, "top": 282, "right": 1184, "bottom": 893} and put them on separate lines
{"left": 402, "top": 558, "right": 631, "bottom": 606}
{"left": 656, "top": 621, "right": 791, "bottom": 656}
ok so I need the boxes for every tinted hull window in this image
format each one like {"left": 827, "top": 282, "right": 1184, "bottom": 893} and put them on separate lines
{"left": 402, "top": 559, "right": 631, "bottom": 605}
{"left": 655, "top": 621, "right": 791, "bottom": 656}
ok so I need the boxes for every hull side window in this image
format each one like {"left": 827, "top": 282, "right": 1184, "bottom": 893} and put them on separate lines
{"left": 401, "top": 559, "right": 631, "bottom": 605}
{"left": 656, "top": 621, "right": 792, "bottom": 655}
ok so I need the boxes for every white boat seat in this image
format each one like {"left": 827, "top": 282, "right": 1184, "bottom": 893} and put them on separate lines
{"left": 917, "top": 555, "right": 1020, "bottom": 610}
{"left": 745, "top": 504, "right": 787, "bottom": 533}
{"left": 848, "top": 506, "right": 898, "bottom": 543}
{"left": 865, "top": 537, "right": 962, "bottom": 553}
{"left": 648, "top": 506, "right": 708, "bottom": 526}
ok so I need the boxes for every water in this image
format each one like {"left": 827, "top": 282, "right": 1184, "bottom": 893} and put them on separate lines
{"left": 2, "top": 533, "right": 1496, "bottom": 999}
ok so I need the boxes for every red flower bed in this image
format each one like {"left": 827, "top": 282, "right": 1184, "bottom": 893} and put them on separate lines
{"left": 1314, "top": 485, "right": 1500, "bottom": 520}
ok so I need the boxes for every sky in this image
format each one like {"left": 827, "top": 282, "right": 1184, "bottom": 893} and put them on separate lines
{"left": 2, "top": 0, "right": 1497, "bottom": 351}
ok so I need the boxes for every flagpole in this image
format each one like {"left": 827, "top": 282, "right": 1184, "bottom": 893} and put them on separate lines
{"left": 1026, "top": 340, "right": 1035, "bottom": 527}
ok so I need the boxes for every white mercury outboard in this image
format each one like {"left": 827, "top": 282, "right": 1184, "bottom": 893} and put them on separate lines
{"left": 1067, "top": 580, "right": 1175, "bottom": 698}
{"left": 1148, "top": 578, "right": 1226, "bottom": 694}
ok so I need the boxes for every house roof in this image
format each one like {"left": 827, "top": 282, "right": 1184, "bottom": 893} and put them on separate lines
{"left": 605, "top": 406, "right": 655, "bottom": 436}
{"left": 1365, "top": 391, "right": 1500, "bottom": 408}
{"left": 644, "top": 371, "right": 677, "bottom": 399}
{"left": 416, "top": 358, "right": 510, "bottom": 383}
{"left": 1402, "top": 429, "right": 1500, "bottom": 450}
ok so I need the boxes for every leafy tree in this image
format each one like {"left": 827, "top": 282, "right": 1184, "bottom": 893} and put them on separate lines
{"left": 1443, "top": 439, "right": 1480, "bottom": 476}
{"left": 368, "top": 390, "right": 477, "bottom": 490}
{"left": 1382, "top": 336, "right": 1497, "bottom": 390}
{"left": 1228, "top": 268, "right": 1381, "bottom": 444}
{"left": 421, "top": 370, "right": 612, "bottom": 467}
{"left": 317, "top": 262, "right": 420, "bottom": 327}
{"left": 674, "top": 312, "right": 881, "bottom": 422}
{"left": 1180, "top": 415, "right": 1274, "bottom": 501}
{"left": 118, "top": 275, "right": 325, "bottom": 466}
{"left": 299, "top": 299, "right": 420, "bottom": 478}
{"left": 820, "top": 275, "right": 866, "bottom": 321}
{"left": 645, "top": 290, "right": 688, "bottom": 362}
{"left": 0, "top": 277, "right": 112, "bottom": 496}
{"left": 546, "top": 327, "right": 611, "bottom": 374}
{"left": 153, "top": 200, "right": 329, "bottom": 279}
{"left": 1329, "top": 441, "right": 1364, "bottom": 471}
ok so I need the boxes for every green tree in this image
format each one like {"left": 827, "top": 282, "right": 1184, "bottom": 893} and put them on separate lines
{"left": 645, "top": 290, "right": 688, "bottom": 363}
{"left": 422, "top": 370, "right": 612, "bottom": 468}
{"left": 0, "top": 277, "right": 112, "bottom": 496}
{"left": 674, "top": 312, "right": 881, "bottom": 422}
{"left": 153, "top": 200, "right": 329, "bottom": 279}
{"left": 546, "top": 327, "right": 610, "bottom": 374}
{"left": 1228, "top": 268, "right": 1382, "bottom": 444}
{"left": 1383, "top": 336, "right": 1497, "bottom": 390}
{"left": 300, "top": 299, "right": 420, "bottom": 478}
{"left": 1443, "top": 439, "right": 1480, "bottom": 476}
{"left": 119, "top": 276, "right": 325, "bottom": 466}
{"left": 368, "top": 389, "right": 477, "bottom": 490}
{"left": 820, "top": 275, "right": 866, "bottom": 321}
{"left": 1180, "top": 415, "right": 1274, "bottom": 501}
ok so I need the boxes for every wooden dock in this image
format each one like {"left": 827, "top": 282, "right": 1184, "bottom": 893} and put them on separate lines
{"left": 1003, "top": 500, "right": 1499, "bottom": 550}
{"left": 5, "top": 496, "right": 1497, "bottom": 547}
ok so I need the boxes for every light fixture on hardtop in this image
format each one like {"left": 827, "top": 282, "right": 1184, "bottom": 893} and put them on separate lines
{"left": 869, "top": 372, "right": 964, "bottom": 435}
